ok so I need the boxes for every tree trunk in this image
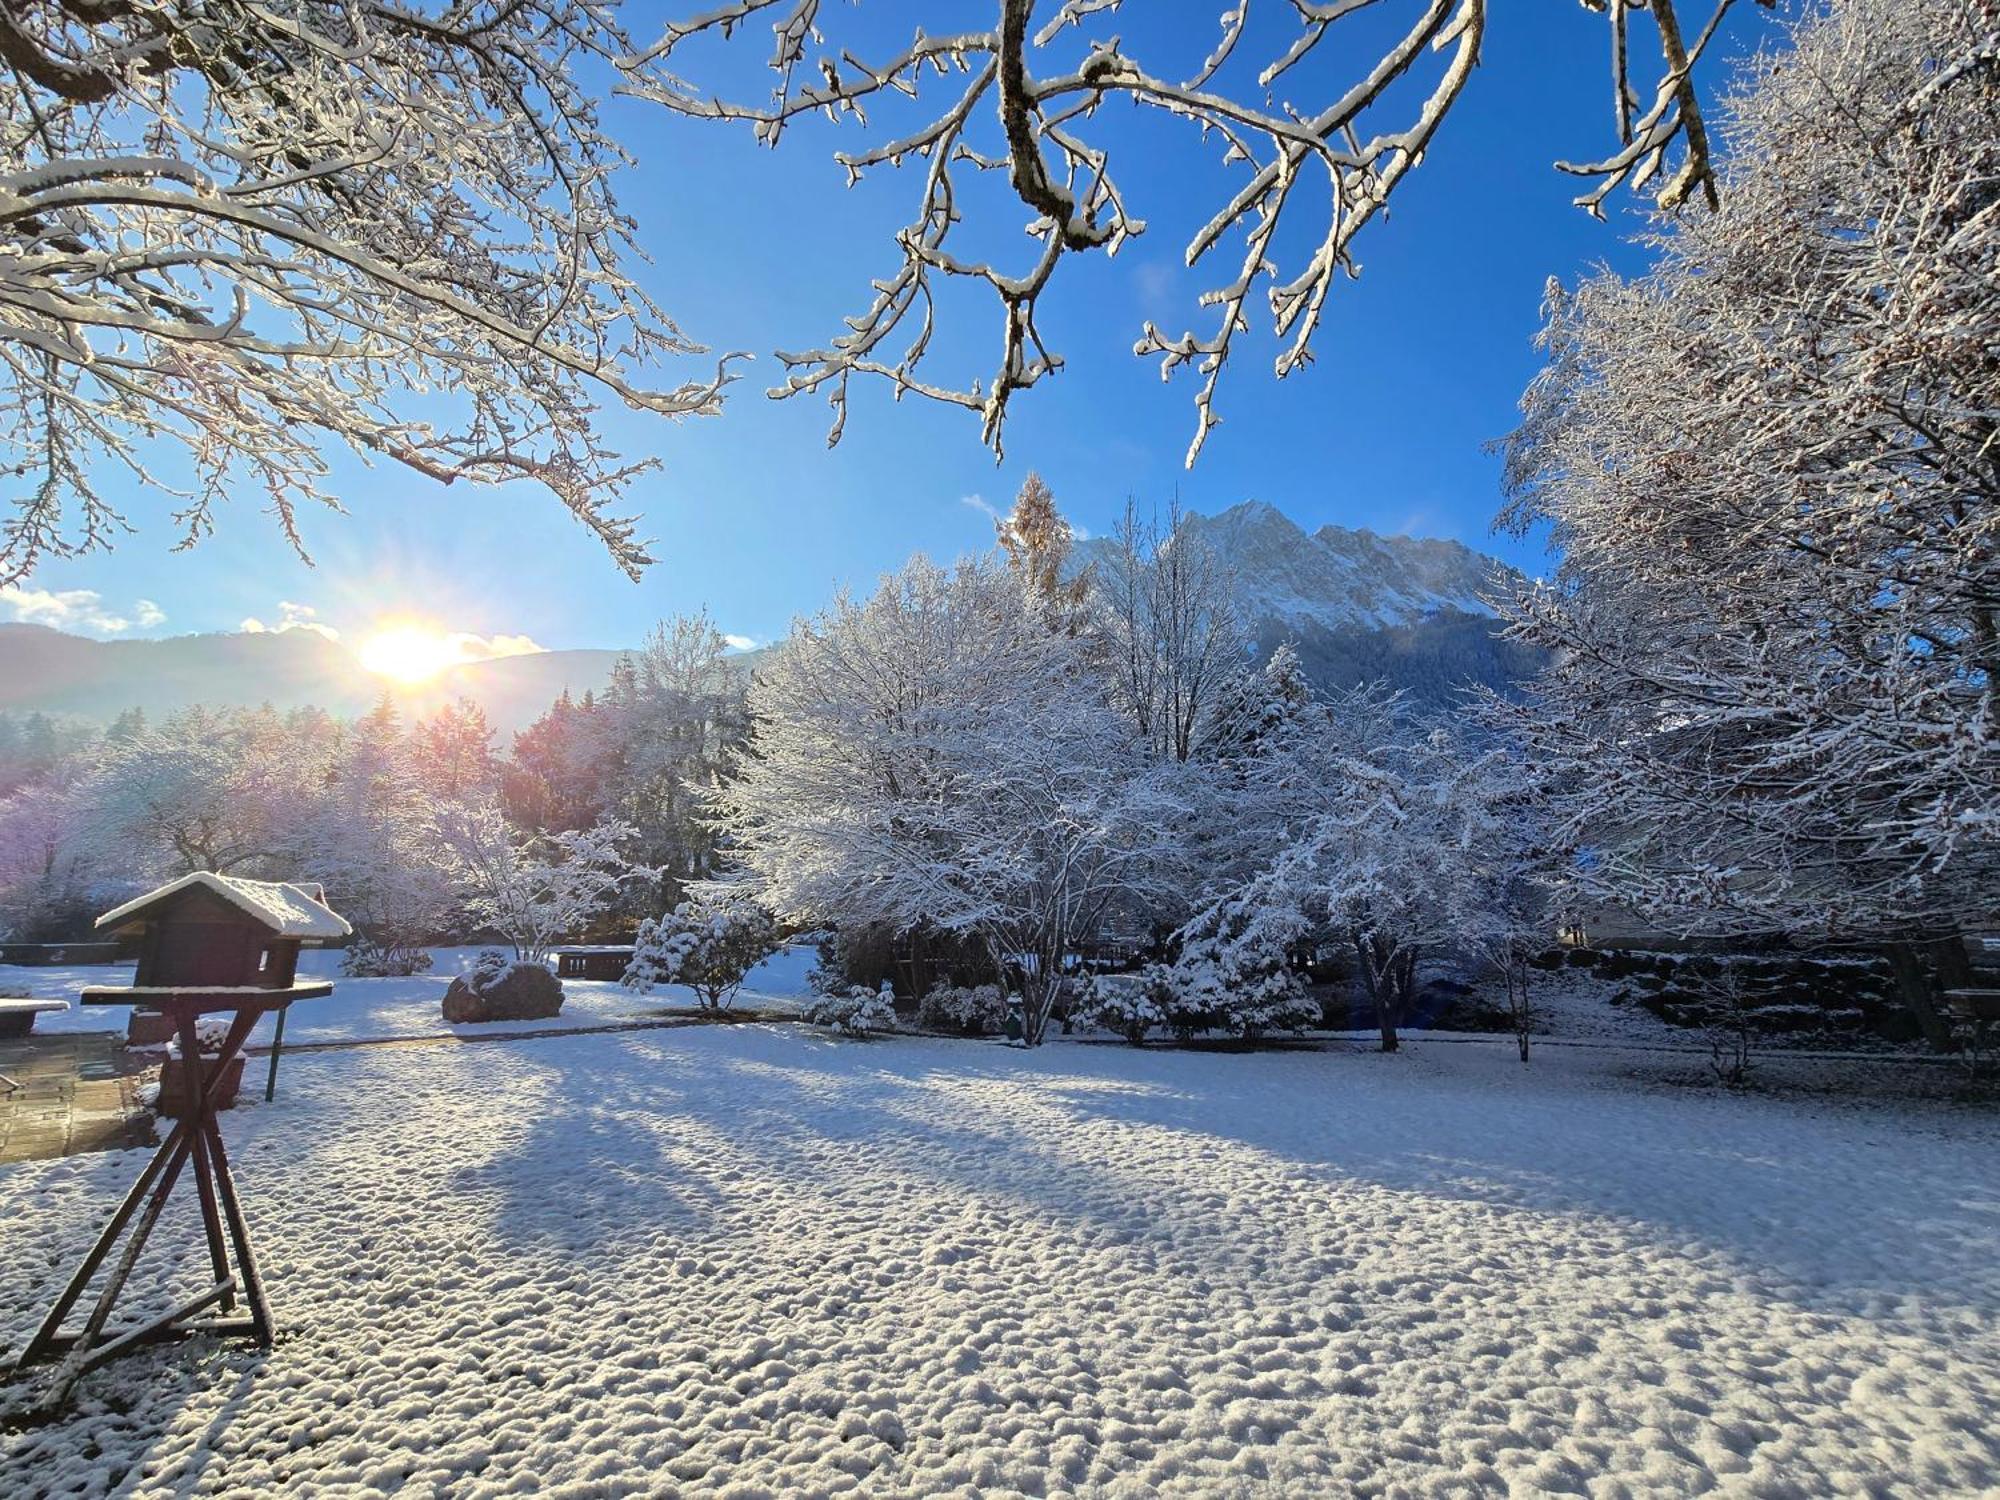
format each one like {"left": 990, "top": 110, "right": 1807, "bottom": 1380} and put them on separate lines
{"left": 1022, "top": 970, "right": 1055, "bottom": 1047}
{"left": 1883, "top": 941, "right": 1954, "bottom": 1053}
{"left": 1507, "top": 958, "right": 1531, "bottom": 1064}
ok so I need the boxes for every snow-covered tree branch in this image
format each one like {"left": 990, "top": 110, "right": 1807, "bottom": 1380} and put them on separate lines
{"left": 1, "top": 0, "right": 740, "bottom": 582}
{"left": 634, "top": 0, "right": 1758, "bottom": 463}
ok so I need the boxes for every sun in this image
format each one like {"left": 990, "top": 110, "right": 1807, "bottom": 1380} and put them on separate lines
{"left": 357, "top": 624, "right": 456, "bottom": 684}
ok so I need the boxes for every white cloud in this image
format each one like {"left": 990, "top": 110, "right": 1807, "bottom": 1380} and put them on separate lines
{"left": 1, "top": 585, "right": 164, "bottom": 635}
{"left": 443, "top": 632, "right": 544, "bottom": 664}
{"left": 1134, "top": 259, "right": 1178, "bottom": 309}
{"left": 241, "top": 601, "right": 339, "bottom": 640}
{"left": 723, "top": 633, "right": 757, "bottom": 652}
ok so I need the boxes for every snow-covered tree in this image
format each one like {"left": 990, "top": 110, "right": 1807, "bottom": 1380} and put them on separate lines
{"left": 72, "top": 705, "right": 332, "bottom": 878}
{"left": 1, "top": 1, "right": 735, "bottom": 581}
{"left": 718, "top": 554, "right": 1188, "bottom": 1045}
{"left": 996, "top": 472, "right": 1090, "bottom": 631}
{"left": 1494, "top": 0, "right": 2000, "bottom": 988}
{"left": 1156, "top": 887, "right": 1320, "bottom": 1042}
{"left": 1090, "top": 500, "right": 1249, "bottom": 765}
{"left": 636, "top": 1, "right": 1762, "bottom": 461}
{"left": 307, "top": 699, "right": 455, "bottom": 972}
{"left": 600, "top": 613, "right": 750, "bottom": 901}
{"left": 1186, "top": 703, "right": 1552, "bottom": 1052}
{"left": 623, "top": 889, "right": 779, "bottom": 1011}
{"left": 430, "top": 800, "right": 652, "bottom": 964}
{"left": 410, "top": 701, "right": 500, "bottom": 801}
{"left": 0, "top": 765, "right": 100, "bottom": 942}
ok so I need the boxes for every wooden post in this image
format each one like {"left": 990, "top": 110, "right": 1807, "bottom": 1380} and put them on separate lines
{"left": 265, "top": 1003, "right": 287, "bottom": 1102}
{"left": 175, "top": 1015, "right": 236, "bottom": 1314}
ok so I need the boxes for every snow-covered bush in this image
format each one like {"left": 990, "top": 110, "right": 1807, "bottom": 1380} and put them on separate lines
{"left": 1073, "top": 972, "right": 1167, "bottom": 1047}
{"left": 167, "top": 1018, "right": 234, "bottom": 1059}
{"left": 803, "top": 984, "right": 897, "bottom": 1038}
{"left": 340, "top": 937, "right": 434, "bottom": 978}
{"left": 624, "top": 891, "right": 779, "bottom": 1011}
{"left": 467, "top": 947, "right": 514, "bottom": 991}
{"left": 916, "top": 984, "right": 1008, "bottom": 1037}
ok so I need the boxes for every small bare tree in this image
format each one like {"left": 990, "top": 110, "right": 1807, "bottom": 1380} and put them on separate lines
{"left": 1685, "top": 960, "right": 1755, "bottom": 1087}
{"left": 1091, "top": 500, "right": 1244, "bottom": 764}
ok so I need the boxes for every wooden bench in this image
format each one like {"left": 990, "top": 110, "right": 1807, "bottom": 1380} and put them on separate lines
{"left": 0, "top": 996, "right": 68, "bottom": 1039}
{"left": 1944, "top": 987, "right": 2000, "bottom": 1082}
{"left": 551, "top": 947, "right": 634, "bottom": 981}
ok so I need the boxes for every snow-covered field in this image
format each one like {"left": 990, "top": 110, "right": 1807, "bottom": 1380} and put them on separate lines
{"left": 5, "top": 1026, "right": 1997, "bottom": 1496}
{"left": 5, "top": 944, "right": 821, "bottom": 1047}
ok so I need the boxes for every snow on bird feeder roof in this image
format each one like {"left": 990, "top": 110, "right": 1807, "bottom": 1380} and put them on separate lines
{"left": 95, "top": 871, "right": 353, "bottom": 941}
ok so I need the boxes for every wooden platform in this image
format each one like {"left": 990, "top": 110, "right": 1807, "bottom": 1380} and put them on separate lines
{"left": 0, "top": 1033, "right": 156, "bottom": 1164}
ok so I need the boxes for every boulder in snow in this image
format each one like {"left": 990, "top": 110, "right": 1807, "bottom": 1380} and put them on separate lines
{"left": 443, "top": 956, "right": 564, "bottom": 1024}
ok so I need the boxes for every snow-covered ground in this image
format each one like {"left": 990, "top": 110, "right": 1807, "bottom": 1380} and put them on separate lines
{"left": 5, "top": 1026, "right": 1997, "bottom": 1496}
{"left": 3, "top": 944, "right": 820, "bottom": 1047}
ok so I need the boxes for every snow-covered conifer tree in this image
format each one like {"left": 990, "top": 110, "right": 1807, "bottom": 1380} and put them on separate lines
{"left": 624, "top": 889, "right": 779, "bottom": 1011}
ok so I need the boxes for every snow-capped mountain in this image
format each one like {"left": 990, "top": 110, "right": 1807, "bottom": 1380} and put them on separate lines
{"left": 0, "top": 502, "right": 1540, "bottom": 729}
{"left": 1077, "top": 500, "right": 1544, "bottom": 701}
{"left": 1151, "top": 499, "right": 1510, "bottom": 631}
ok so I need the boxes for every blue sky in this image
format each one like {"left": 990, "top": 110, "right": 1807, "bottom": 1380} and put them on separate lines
{"left": 7, "top": 3, "right": 1784, "bottom": 658}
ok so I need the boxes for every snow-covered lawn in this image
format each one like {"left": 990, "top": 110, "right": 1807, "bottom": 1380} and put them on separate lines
{"left": 4, "top": 1028, "right": 1997, "bottom": 1496}
{"left": 4, "top": 944, "right": 820, "bottom": 1048}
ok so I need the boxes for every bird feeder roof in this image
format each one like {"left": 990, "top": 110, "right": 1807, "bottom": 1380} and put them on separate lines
{"left": 95, "top": 872, "right": 353, "bottom": 940}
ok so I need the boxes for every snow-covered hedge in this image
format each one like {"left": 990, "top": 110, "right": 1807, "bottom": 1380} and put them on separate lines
{"left": 916, "top": 983, "right": 1008, "bottom": 1036}
{"left": 803, "top": 984, "right": 897, "bottom": 1037}
{"left": 1076, "top": 950, "right": 1318, "bottom": 1046}
{"left": 340, "top": 937, "right": 434, "bottom": 978}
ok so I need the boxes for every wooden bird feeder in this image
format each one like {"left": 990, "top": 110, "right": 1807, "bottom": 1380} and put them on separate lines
{"left": 11, "top": 874, "right": 351, "bottom": 1412}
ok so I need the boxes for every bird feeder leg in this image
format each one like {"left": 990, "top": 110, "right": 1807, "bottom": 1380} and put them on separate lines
{"left": 265, "top": 1004, "right": 287, "bottom": 1102}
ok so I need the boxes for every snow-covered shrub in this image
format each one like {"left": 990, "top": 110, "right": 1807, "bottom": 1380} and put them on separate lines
{"left": 624, "top": 890, "right": 779, "bottom": 1011}
{"left": 167, "top": 1017, "right": 234, "bottom": 1058}
{"left": 803, "top": 984, "right": 896, "bottom": 1037}
{"left": 468, "top": 947, "right": 513, "bottom": 990}
{"left": 340, "top": 937, "right": 434, "bottom": 978}
{"left": 916, "top": 983, "right": 1008, "bottom": 1036}
{"left": 1073, "top": 972, "right": 1167, "bottom": 1046}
